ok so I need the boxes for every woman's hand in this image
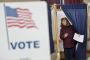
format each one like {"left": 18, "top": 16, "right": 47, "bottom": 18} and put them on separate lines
{"left": 64, "top": 33, "right": 68, "bottom": 38}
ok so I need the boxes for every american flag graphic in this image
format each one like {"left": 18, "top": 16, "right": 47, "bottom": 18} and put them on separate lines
{"left": 5, "top": 6, "right": 37, "bottom": 28}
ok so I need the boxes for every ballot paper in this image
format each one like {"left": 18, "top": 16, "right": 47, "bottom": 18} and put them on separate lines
{"left": 73, "top": 33, "right": 84, "bottom": 43}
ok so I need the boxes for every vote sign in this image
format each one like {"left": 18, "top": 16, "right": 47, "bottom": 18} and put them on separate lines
{"left": 0, "top": 2, "right": 51, "bottom": 60}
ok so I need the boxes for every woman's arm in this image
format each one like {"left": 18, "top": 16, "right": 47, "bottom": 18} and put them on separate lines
{"left": 60, "top": 29, "right": 65, "bottom": 40}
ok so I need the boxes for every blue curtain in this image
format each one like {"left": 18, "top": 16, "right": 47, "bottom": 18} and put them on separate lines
{"left": 48, "top": 5, "right": 55, "bottom": 54}
{"left": 61, "top": 4, "right": 87, "bottom": 60}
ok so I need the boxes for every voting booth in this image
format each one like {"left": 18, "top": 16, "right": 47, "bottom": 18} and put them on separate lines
{"left": 0, "top": 2, "right": 51, "bottom": 60}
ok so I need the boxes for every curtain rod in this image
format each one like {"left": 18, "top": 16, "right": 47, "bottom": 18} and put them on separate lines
{"left": 52, "top": 3, "right": 63, "bottom": 6}
{"left": 51, "top": 4, "right": 62, "bottom": 10}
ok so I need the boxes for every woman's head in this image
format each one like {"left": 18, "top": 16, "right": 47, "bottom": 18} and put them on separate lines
{"left": 61, "top": 17, "right": 71, "bottom": 27}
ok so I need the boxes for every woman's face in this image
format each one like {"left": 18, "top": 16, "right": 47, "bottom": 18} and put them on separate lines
{"left": 62, "top": 19, "right": 67, "bottom": 26}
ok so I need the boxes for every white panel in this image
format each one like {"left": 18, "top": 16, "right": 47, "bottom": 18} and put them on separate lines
{"left": 0, "top": 2, "right": 51, "bottom": 60}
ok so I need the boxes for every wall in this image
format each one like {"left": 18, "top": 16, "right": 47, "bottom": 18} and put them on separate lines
{"left": 88, "top": 5, "right": 90, "bottom": 38}
{"left": 0, "top": 0, "right": 41, "bottom": 2}
{"left": 87, "top": 4, "right": 90, "bottom": 51}
{"left": 64, "top": 0, "right": 83, "bottom": 4}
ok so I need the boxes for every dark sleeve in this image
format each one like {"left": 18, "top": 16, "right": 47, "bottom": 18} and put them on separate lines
{"left": 72, "top": 26, "right": 79, "bottom": 34}
{"left": 65, "top": 26, "right": 75, "bottom": 39}
{"left": 60, "top": 29, "right": 65, "bottom": 40}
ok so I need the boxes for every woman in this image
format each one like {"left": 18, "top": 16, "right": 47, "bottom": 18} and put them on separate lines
{"left": 60, "top": 17, "right": 77, "bottom": 60}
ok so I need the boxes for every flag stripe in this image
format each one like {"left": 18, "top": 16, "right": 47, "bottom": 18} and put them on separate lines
{"left": 6, "top": 7, "right": 36, "bottom": 29}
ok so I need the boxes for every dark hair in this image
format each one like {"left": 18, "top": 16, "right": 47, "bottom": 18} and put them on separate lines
{"left": 61, "top": 17, "right": 71, "bottom": 27}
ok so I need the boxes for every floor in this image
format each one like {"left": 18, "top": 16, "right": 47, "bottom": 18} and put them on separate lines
{"left": 51, "top": 38, "right": 90, "bottom": 60}
{"left": 51, "top": 51, "right": 90, "bottom": 60}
